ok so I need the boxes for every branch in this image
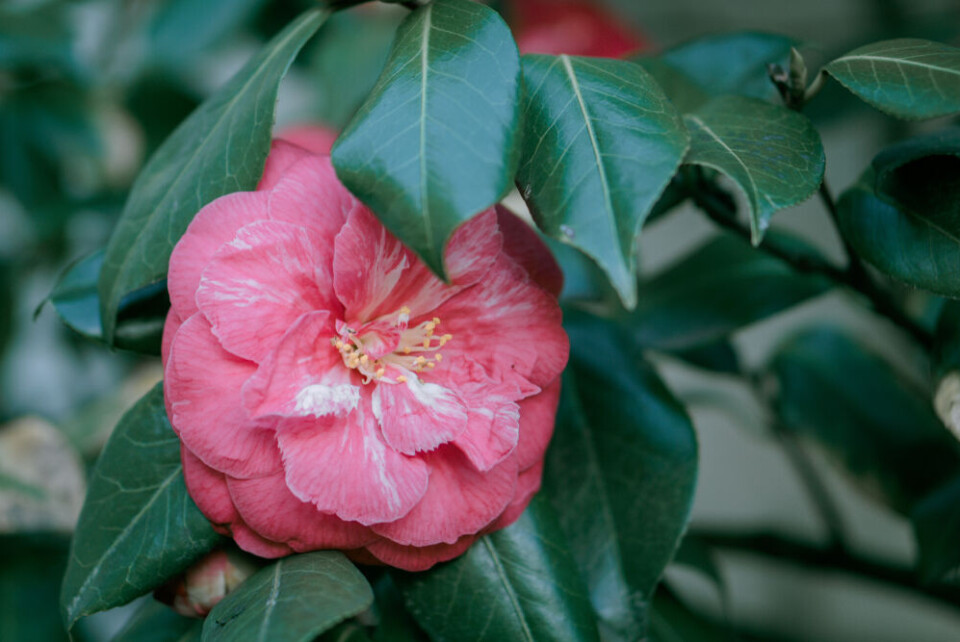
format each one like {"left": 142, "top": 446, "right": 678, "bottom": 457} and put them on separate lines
{"left": 690, "top": 529, "right": 960, "bottom": 608}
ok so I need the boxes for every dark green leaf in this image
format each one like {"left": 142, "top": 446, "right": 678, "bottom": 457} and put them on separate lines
{"left": 202, "top": 551, "right": 373, "bottom": 642}
{"left": 649, "top": 588, "right": 731, "bottom": 642}
{"left": 49, "top": 250, "right": 166, "bottom": 354}
{"left": 768, "top": 327, "right": 960, "bottom": 512}
{"left": 144, "top": 0, "right": 267, "bottom": 69}
{"left": 668, "top": 341, "right": 741, "bottom": 375}
{"left": 98, "top": 9, "right": 328, "bottom": 342}
{"left": 826, "top": 39, "right": 960, "bottom": 119}
{"left": 634, "top": 58, "right": 710, "bottom": 114}
{"left": 912, "top": 473, "right": 960, "bottom": 584}
{"left": 546, "top": 312, "right": 698, "bottom": 640}
{"left": 684, "top": 96, "right": 825, "bottom": 242}
{"left": 517, "top": 55, "right": 689, "bottom": 308}
{"left": 61, "top": 384, "right": 222, "bottom": 629}
{"left": 394, "top": 496, "right": 600, "bottom": 642}
{"left": 111, "top": 600, "right": 201, "bottom": 642}
{"left": 372, "top": 576, "right": 427, "bottom": 642}
{"left": 837, "top": 130, "right": 960, "bottom": 298}
{"left": 332, "top": 0, "right": 520, "bottom": 279}
{"left": 627, "top": 234, "right": 830, "bottom": 350}
{"left": 318, "top": 622, "right": 373, "bottom": 642}
{"left": 934, "top": 302, "right": 960, "bottom": 436}
{"left": 658, "top": 32, "right": 796, "bottom": 105}
{"left": 1, "top": 535, "right": 72, "bottom": 642}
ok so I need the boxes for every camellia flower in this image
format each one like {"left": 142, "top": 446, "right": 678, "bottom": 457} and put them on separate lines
{"left": 162, "top": 131, "right": 569, "bottom": 571}
{"left": 510, "top": 0, "right": 651, "bottom": 58}
{"left": 155, "top": 549, "right": 257, "bottom": 618}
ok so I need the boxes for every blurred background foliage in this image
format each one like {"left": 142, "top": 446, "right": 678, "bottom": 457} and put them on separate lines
{"left": 1, "top": 0, "right": 960, "bottom": 640}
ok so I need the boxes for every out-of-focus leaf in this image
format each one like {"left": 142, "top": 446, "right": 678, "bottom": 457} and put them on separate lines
{"left": 838, "top": 131, "right": 960, "bottom": 298}
{"left": 61, "top": 384, "right": 222, "bottom": 629}
{"left": 517, "top": 54, "right": 689, "bottom": 308}
{"left": 768, "top": 327, "right": 960, "bottom": 513}
{"left": 671, "top": 536, "right": 723, "bottom": 592}
{"left": 111, "top": 599, "right": 201, "bottom": 642}
{"left": 912, "top": 473, "right": 960, "bottom": 584}
{"left": 372, "top": 576, "right": 427, "bottom": 642}
{"left": 393, "top": 496, "right": 600, "bottom": 642}
{"left": 634, "top": 58, "right": 709, "bottom": 114}
{"left": 0, "top": 417, "right": 85, "bottom": 534}
{"left": 546, "top": 311, "right": 698, "bottom": 640}
{"left": 627, "top": 234, "right": 830, "bottom": 350}
{"left": 826, "top": 39, "right": 960, "bottom": 119}
{"left": 934, "top": 302, "right": 960, "bottom": 437}
{"left": 0, "top": 534, "right": 72, "bottom": 642}
{"left": 49, "top": 250, "right": 167, "bottom": 354}
{"left": 203, "top": 551, "right": 373, "bottom": 642}
{"left": 98, "top": 9, "right": 327, "bottom": 342}
{"left": 668, "top": 341, "right": 741, "bottom": 375}
{"left": 649, "top": 588, "right": 731, "bottom": 642}
{"left": 332, "top": 0, "right": 520, "bottom": 279}
{"left": 684, "top": 96, "right": 825, "bottom": 242}
{"left": 0, "top": 4, "right": 74, "bottom": 73}
{"left": 318, "top": 622, "right": 372, "bottom": 642}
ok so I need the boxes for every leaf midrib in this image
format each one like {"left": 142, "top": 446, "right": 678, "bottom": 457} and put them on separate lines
{"left": 418, "top": 4, "right": 434, "bottom": 257}
{"left": 832, "top": 54, "right": 960, "bottom": 78}
{"left": 257, "top": 560, "right": 283, "bottom": 642}
{"left": 482, "top": 538, "right": 536, "bottom": 642}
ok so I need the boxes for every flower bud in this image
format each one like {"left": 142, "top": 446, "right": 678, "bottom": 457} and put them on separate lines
{"left": 155, "top": 550, "right": 257, "bottom": 618}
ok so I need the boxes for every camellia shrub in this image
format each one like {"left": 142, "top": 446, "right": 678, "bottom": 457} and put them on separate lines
{"left": 26, "top": 0, "right": 960, "bottom": 640}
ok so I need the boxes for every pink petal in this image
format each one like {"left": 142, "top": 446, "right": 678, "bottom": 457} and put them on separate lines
{"left": 433, "top": 254, "right": 569, "bottom": 389}
{"left": 333, "top": 208, "right": 501, "bottom": 324}
{"left": 161, "top": 308, "right": 182, "bottom": 367}
{"left": 276, "top": 400, "right": 429, "bottom": 525}
{"left": 226, "top": 472, "right": 376, "bottom": 551}
{"left": 373, "top": 378, "right": 468, "bottom": 456}
{"left": 496, "top": 205, "right": 563, "bottom": 298}
{"left": 513, "top": 378, "right": 562, "bottom": 470}
{"left": 165, "top": 314, "right": 281, "bottom": 479}
{"left": 277, "top": 125, "right": 338, "bottom": 155}
{"left": 361, "top": 533, "right": 478, "bottom": 572}
{"left": 257, "top": 139, "right": 316, "bottom": 191}
{"left": 196, "top": 220, "right": 340, "bottom": 363}
{"left": 486, "top": 460, "right": 543, "bottom": 532}
{"left": 230, "top": 523, "right": 293, "bottom": 558}
{"left": 243, "top": 311, "right": 360, "bottom": 419}
{"left": 450, "top": 374, "right": 522, "bottom": 472}
{"left": 267, "top": 155, "right": 358, "bottom": 245}
{"left": 372, "top": 446, "right": 517, "bottom": 546}
{"left": 168, "top": 191, "right": 270, "bottom": 319}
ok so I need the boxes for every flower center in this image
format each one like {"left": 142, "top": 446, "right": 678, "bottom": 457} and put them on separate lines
{"left": 331, "top": 306, "right": 453, "bottom": 385}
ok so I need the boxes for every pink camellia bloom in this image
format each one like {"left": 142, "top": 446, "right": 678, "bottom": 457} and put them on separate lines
{"left": 161, "top": 132, "right": 569, "bottom": 571}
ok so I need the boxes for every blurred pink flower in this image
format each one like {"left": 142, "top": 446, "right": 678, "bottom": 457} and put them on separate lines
{"left": 162, "top": 130, "right": 568, "bottom": 570}
{"left": 510, "top": 0, "right": 651, "bottom": 58}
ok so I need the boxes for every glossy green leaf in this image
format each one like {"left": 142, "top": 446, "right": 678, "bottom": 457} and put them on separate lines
{"left": 372, "top": 576, "right": 428, "bottom": 642}
{"left": 912, "top": 473, "right": 960, "bottom": 584}
{"left": 627, "top": 234, "right": 830, "bottom": 350}
{"left": 518, "top": 55, "right": 689, "bottom": 308}
{"left": 202, "top": 551, "right": 373, "bottom": 642}
{"left": 49, "top": 250, "right": 166, "bottom": 354}
{"left": 332, "top": 0, "right": 520, "bottom": 279}
{"left": 98, "top": 9, "right": 327, "bottom": 342}
{"left": 684, "top": 96, "right": 825, "bottom": 242}
{"left": 112, "top": 600, "right": 202, "bottom": 642}
{"left": 61, "top": 384, "right": 222, "bottom": 629}
{"left": 826, "top": 39, "right": 960, "bottom": 119}
{"left": 837, "top": 131, "right": 960, "bottom": 298}
{"left": 393, "top": 496, "right": 600, "bottom": 642}
{"left": 659, "top": 32, "right": 796, "bottom": 105}
{"left": 768, "top": 327, "right": 960, "bottom": 512}
{"left": 633, "top": 58, "right": 709, "bottom": 114}
{"left": 1, "top": 535, "right": 71, "bottom": 642}
{"left": 546, "top": 311, "right": 698, "bottom": 641}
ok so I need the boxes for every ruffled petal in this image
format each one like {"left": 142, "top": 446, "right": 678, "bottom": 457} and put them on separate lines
{"left": 496, "top": 205, "right": 563, "bottom": 298}
{"left": 243, "top": 311, "right": 360, "bottom": 419}
{"left": 451, "top": 377, "right": 522, "bottom": 472}
{"left": 230, "top": 523, "right": 293, "bottom": 558}
{"left": 513, "top": 378, "right": 561, "bottom": 471}
{"left": 226, "top": 472, "right": 376, "bottom": 551}
{"left": 267, "top": 155, "right": 357, "bottom": 245}
{"left": 257, "top": 139, "right": 316, "bottom": 191}
{"left": 372, "top": 378, "right": 468, "bottom": 456}
{"left": 196, "top": 220, "right": 340, "bottom": 363}
{"left": 372, "top": 446, "right": 517, "bottom": 546}
{"left": 168, "top": 191, "right": 270, "bottom": 319}
{"left": 165, "top": 314, "right": 281, "bottom": 479}
{"left": 276, "top": 400, "right": 429, "bottom": 525}
{"left": 333, "top": 208, "right": 501, "bottom": 323}
{"left": 360, "top": 533, "right": 477, "bottom": 572}
{"left": 486, "top": 460, "right": 543, "bottom": 532}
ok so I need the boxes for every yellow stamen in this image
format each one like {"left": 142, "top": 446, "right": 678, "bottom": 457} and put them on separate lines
{"left": 396, "top": 375, "right": 407, "bottom": 383}
{"left": 435, "top": 353, "right": 443, "bottom": 362}
{"left": 432, "top": 317, "right": 440, "bottom": 325}
{"left": 400, "top": 306, "right": 411, "bottom": 315}
{"left": 376, "top": 367, "right": 385, "bottom": 378}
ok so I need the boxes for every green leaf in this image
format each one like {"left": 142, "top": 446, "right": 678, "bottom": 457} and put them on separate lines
{"left": 111, "top": 600, "right": 202, "bottom": 642}
{"left": 826, "top": 39, "right": 960, "bottom": 120}
{"left": 61, "top": 384, "right": 222, "bottom": 629}
{"left": 517, "top": 55, "right": 689, "bottom": 309}
{"left": 393, "top": 496, "right": 600, "bottom": 642}
{"left": 668, "top": 341, "right": 741, "bottom": 375}
{"left": 49, "top": 250, "right": 166, "bottom": 354}
{"left": 627, "top": 234, "right": 830, "bottom": 350}
{"left": 658, "top": 32, "right": 796, "bottom": 106}
{"left": 837, "top": 131, "right": 960, "bottom": 298}
{"left": 633, "top": 58, "right": 710, "bottom": 114}
{"left": 332, "top": 0, "right": 520, "bottom": 280}
{"left": 648, "top": 588, "right": 731, "bottom": 642}
{"left": 371, "top": 576, "right": 428, "bottom": 642}
{"left": 546, "top": 311, "right": 698, "bottom": 640}
{"left": 98, "top": 9, "right": 328, "bottom": 342}
{"left": 318, "top": 623, "right": 373, "bottom": 642}
{"left": 684, "top": 96, "right": 825, "bottom": 243}
{"left": 767, "top": 327, "right": 960, "bottom": 512}
{"left": 1, "top": 535, "right": 72, "bottom": 642}
{"left": 202, "top": 551, "right": 373, "bottom": 642}
{"left": 912, "top": 473, "right": 960, "bottom": 584}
